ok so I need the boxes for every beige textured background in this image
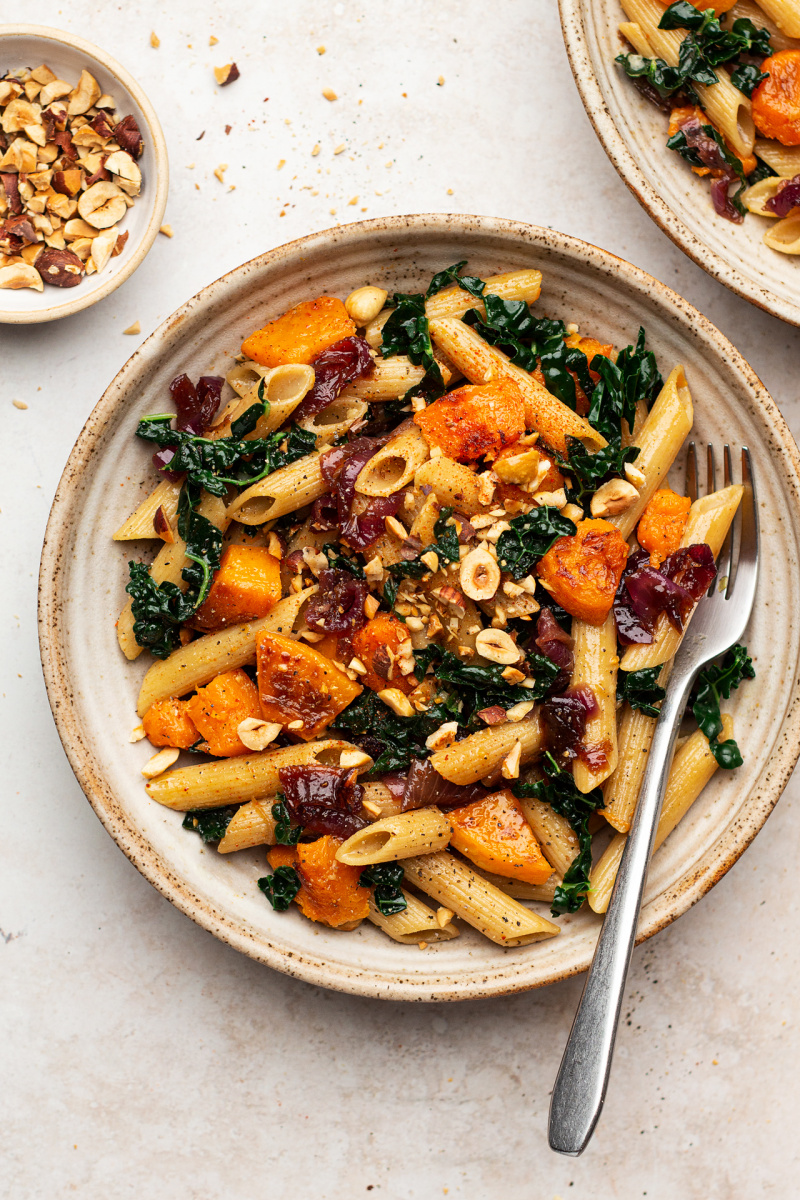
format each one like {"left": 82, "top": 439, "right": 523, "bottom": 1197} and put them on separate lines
{"left": 2, "top": 2, "right": 798, "bottom": 1196}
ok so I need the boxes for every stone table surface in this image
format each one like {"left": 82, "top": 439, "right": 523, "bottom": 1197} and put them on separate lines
{"left": 2, "top": 2, "right": 799, "bottom": 1197}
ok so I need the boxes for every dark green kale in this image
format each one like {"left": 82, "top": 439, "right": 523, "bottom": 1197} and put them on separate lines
{"left": 496, "top": 508, "right": 577, "bottom": 580}
{"left": 431, "top": 647, "right": 541, "bottom": 722}
{"left": 730, "top": 61, "right": 770, "bottom": 97}
{"left": 463, "top": 301, "right": 562, "bottom": 372}
{"left": 539, "top": 337, "right": 595, "bottom": 412}
{"left": 272, "top": 799, "right": 302, "bottom": 845}
{"left": 617, "top": 666, "right": 667, "bottom": 718}
{"left": 431, "top": 506, "right": 461, "bottom": 564}
{"left": 322, "top": 544, "right": 367, "bottom": 579}
{"left": 182, "top": 806, "right": 237, "bottom": 842}
{"left": 381, "top": 261, "right": 487, "bottom": 402}
{"left": 230, "top": 399, "right": 268, "bottom": 439}
{"left": 514, "top": 755, "right": 605, "bottom": 916}
{"left": 749, "top": 157, "right": 778, "bottom": 185}
{"left": 359, "top": 862, "right": 408, "bottom": 915}
{"left": 258, "top": 866, "right": 302, "bottom": 912}
{"left": 332, "top": 688, "right": 459, "bottom": 773}
{"left": 615, "top": 52, "right": 688, "bottom": 102}
{"left": 588, "top": 327, "right": 663, "bottom": 436}
{"left": 177, "top": 483, "right": 224, "bottom": 608}
{"left": 690, "top": 643, "right": 754, "bottom": 769}
{"left": 558, "top": 436, "right": 642, "bottom": 509}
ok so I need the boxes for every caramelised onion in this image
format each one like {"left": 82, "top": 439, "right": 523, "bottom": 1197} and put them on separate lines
{"left": 320, "top": 436, "right": 402, "bottom": 550}
{"left": 293, "top": 336, "right": 374, "bottom": 422}
{"left": 279, "top": 764, "right": 367, "bottom": 839}
{"left": 614, "top": 544, "right": 716, "bottom": 644}
{"left": 153, "top": 373, "right": 224, "bottom": 478}
{"left": 541, "top": 686, "right": 598, "bottom": 759}
{"left": 305, "top": 568, "right": 369, "bottom": 635}
{"left": 677, "top": 116, "right": 743, "bottom": 224}
{"left": 401, "top": 759, "right": 491, "bottom": 812}
{"left": 766, "top": 174, "right": 800, "bottom": 218}
{"left": 534, "top": 607, "right": 574, "bottom": 694}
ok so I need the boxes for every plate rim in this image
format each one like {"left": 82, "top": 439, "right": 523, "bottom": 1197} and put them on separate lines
{"left": 37, "top": 212, "right": 800, "bottom": 1000}
{"left": 557, "top": 0, "right": 800, "bottom": 329}
{"left": 0, "top": 23, "right": 169, "bottom": 324}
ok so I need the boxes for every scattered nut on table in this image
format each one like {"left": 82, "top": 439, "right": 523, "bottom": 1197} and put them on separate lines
{"left": 0, "top": 63, "right": 145, "bottom": 293}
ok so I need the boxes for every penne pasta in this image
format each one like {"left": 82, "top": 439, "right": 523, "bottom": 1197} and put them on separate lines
{"left": 145, "top": 739, "right": 361, "bottom": 810}
{"left": 355, "top": 423, "right": 430, "bottom": 496}
{"left": 430, "top": 712, "right": 543, "bottom": 785}
{"left": 517, "top": 795, "right": 580, "bottom": 878}
{"left": 763, "top": 214, "right": 800, "bottom": 254}
{"left": 608, "top": 365, "right": 694, "bottom": 541}
{"left": 571, "top": 614, "right": 620, "bottom": 793}
{"left": 429, "top": 317, "right": 606, "bottom": 454}
{"left": 339, "top": 349, "right": 460, "bottom": 399}
{"left": 225, "top": 451, "right": 328, "bottom": 526}
{"left": 588, "top": 716, "right": 733, "bottom": 913}
{"left": 335, "top": 807, "right": 453, "bottom": 864}
{"left": 413, "top": 456, "right": 489, "bottom": 517}
{"left": 754, "top": 138, "right": 800, "bottom": 176}
{"left": 299, "top": 396, "right": 368, "bottom": 444}
{"left": 367, "top": 891, "right": 460, "bottom": 943}
{"left": 730, "top": 1, "right": 800, "bottom": 51}
{"left": 217, "top": 800, "right": 277, "bottom": 853}
{"left": 620, "top": 484, "right": 743, "bottom": 671}
{"left": 136, "top": 588, "right": 315, "bottom": 715}
{"left": 600, "top": 674, "right": 667, "bottom": 834}
{"left": 361, "top": 781, "right": 403, "bottom": 819}
{"left": 116, "top": 491, "right": 229, "bottom": 661}
{"left": 113, "top": 479, "right": 182, "bottom": 541}
{"left": 477, "top": 868, "right": 560, "bottom": 903}
{"left": 753, "top": 0, "right": 800, "bottom": 38}
{"left": 402, "top": 851, "right": 560, "bottom": 946}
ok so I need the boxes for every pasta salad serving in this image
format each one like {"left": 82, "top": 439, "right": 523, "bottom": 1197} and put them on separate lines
{"left": 614, "top": 0, "right": 800, "bottom": 253}
{"left": 116, "top": 260, "right": 754, "bottom": 950}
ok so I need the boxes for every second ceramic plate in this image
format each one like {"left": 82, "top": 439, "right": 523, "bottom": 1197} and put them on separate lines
{"left": 559, "top": 0, "right": 800, "bottom": 327}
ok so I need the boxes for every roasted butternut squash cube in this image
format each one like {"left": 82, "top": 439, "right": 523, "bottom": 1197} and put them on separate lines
{"left": 636, "top": 487, "right": 691, "bottom": 566}
{"left": 752, "top": 52, "right": 800, "bottom": 147}
{"left": 256, "top": 630, "right": 362, "bottom": 739}
{"left": 142, "top": 697, "right": 199, "bottom": 749}
{"left": 193, "top": 545, "right": 282, "bottom": 632}
{"left": 241, "top": 296, "right": 356, "bottom": 367}
{"left": 448, "top": 789, "right": 553, "bottom": 884}
{"left": 537, "top": 517, "right": 628, "bottom": 625}
{"left": 267, "top": 836, "right": 370, "bottom": 927}
{"left": 185, "top": 667, "right": 263, "bottom": 757}
{"left": 413, "top": 379, "right": 525, "bottom": 463}
{"left": 350, "top": 612, "right": 415, "bottom": 694}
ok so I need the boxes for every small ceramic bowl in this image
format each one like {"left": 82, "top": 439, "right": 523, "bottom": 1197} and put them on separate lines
{"left": 0, "top": 24, "right": 168, "bottom": 323}
{"left": 559, "top": 0, "right": 800, "bottom": 328}
{"left": 38, "top": 215, "right": 800, "bottom": 1001}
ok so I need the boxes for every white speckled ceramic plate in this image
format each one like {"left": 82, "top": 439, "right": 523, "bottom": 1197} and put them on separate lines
{"left": 0, "top": 25, "right": 168, "bottom": 323}
{"left": 38, "top": 215, "right": 800, "bottom": 1000}
{"left": 559, "top": 0, "right": 800, "bottom": 327}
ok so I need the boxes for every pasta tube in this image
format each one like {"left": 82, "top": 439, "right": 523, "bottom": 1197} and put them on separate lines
{"left": 145, "top": 739, "right": 360, "bottom": 810}
{"left": 517, "top": 796, "right": 580, "bottom": 878}
{"left": 217, "top": 800, "right": 277, "bottom": 853}
{"left": 339, "top": 351, "right": 460, "bottom": 400}
{"left": 755, "top": 139, "right": 800, "bottom": 176}
{"left": 477, "top": 868, "right": 560, "bottom": 903}
{"left": 225, "top": 452, "right": 327, "bottom": 526}
{"left": 731, "top": 1, "right": 800, "bottom": 52}
{"left": 620, "top": 484, "right": 743, "bottom": 671}
{"left": 571, "top": 614, "right": 620, "bottom": 793}
{"left": 414, "top": 456, "right": 489, "bottom": 517}
{"left": 367, "top": 892, "right": 460, "bottom": 944}
{"left": 113, "top": 479, "right": 182, "bottom": 541}
{"left": 428, "top": 317, "right": 606, "bottom": 455}
{"left": 429, "top": 712, "right": 543, "bottom": 785}
{"left": 335, "top": 808, "right": 453, "bottom": 865}
{"left": 355, "top": 424, "right": 430, "bottom": 496}
{"left": 588, "top": 716, "right": 733, "bottom": 913}
{"left": 402, "top": 851, "right": 560, "bottom": 946}
{"left": 136, "top": 588, "right": 315, "bottom": 715}
{"left": 764, "top": 215, "right": 800, "bottom": 255}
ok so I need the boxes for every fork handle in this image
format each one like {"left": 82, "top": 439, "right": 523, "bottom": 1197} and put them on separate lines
{"left": 548, "top": 670, "right": 696, "bottom": 1156}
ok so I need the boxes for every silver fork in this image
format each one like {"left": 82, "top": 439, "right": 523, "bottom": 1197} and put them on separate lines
{"left": 548, "top": 446, "right": 759, "bottom": 1157}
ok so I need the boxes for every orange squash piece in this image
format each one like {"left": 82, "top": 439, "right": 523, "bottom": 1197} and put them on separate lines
{"left": 753, "top": 51, "right": 800, "bottom": 146}
{"left": 413, "top": 379, "right": 525, "bottom": 462}
{"left": 192, "top": 545, "right": 282, "bottom": 632}
{"left": 636, "top": 487, "right": 691, "bottom": 566}
{"left": 350, "top": 612, "right": 415, "bottom": 694}
{"left": 448, "top": 789, "right": 553, "bottom": 884}
{"left": 267, "top": 836, "right": 370, "bottom": 927}
{"left": 185, "top": 668, "right": 263, "bottom": 757}
{"left": 241, "top": 296, "right": 356, "bottom": 367}
{"left": 142, "top": 697, "right": 199, "bottom": 749}
{"left": 537, "top": 517, "right": 628, "bottom": 625}
{"left": 256, "top": 630, "right": 362, "bottom": 739}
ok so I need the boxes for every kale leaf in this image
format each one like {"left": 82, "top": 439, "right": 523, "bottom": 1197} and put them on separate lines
{"left": 322, "top": 543, "right": 367, "bottom": 579}
{"left": 730, "top": 61, "right": 769, "bottom": 97}
{"left": 496, "top": 508, "right": 577, "bottom": 579}
{"left": 182, "top": 806, "right": 237, "bottom": 843}
{"left": 558, "top": 436, "right": 642, "bottom": 508}
{"left": 514, "top": 756, "right": 605, "bottom": 915}
{"left": 426, "top": 259, "right": 486, "bottom": 300}
{"left": 177, "top": 483, "right": 224, "bottom": 608}
{"left": 431, "top": 506, "right": 461, "bottom": 564}
{"left": 690, "top": 643, "right": 754, "bottom": 769}
{"left": 384, "top": 506, "right": 460, "bottom": 603}
{"left": 258, "top": 866, "right": 302, "bottom": 911}
{"left": 359, "top": 862, "right": 408, "bottom": 915}
{"left": 615, "top": 52, "right": 688, "bottom": 101}
{"left": 588, "top": 327, "right": 662, "bottom": 437}
{"left": 272, "top": 798, "right": 302, "bottom": 845}
{"left": 332, "top": 688, "right": 459, "bottom": 773}
{"left": 617, "top": 666, "right": 667, "bottom": 718}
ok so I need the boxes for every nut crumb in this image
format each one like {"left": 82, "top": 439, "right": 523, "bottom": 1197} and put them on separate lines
{"left": 123, "top": 321, "right": 141, "bottom": 335}
{"left": 150, "top": 31, "right": 160, "bottom": 48}
{"left": 213, "top": 163, "right": 228, "bottom": 183}
{"left": 322, "top": 88, "right": 337, "bottom": 101}
{"left": 437, "top": 76, "right": 445, "bottom": 85}
{"left": 348, "top": 195, "right": 358, "bottom": 205}
{"left": 159, "top": 224, "right": 173, "bottom": 237}
{"left": 129, "top": 724, "right": 146, "bottom": 742}
{"left": 277, "top": 158, "right": 285, "bottom": 170}
{"left": 311, "top": 143, "right": 321, "bottom": 156}
{"left": 214, "top": 63, "right": 240, "bottom": 87}
{"left": 12, "top": 399, "right": 28, "bottom": 410}
{"left": 209, "top": 35, "right": 218, "bottom": 46}
{"left": 317, "top": 45, "right": 326, "bottom": 54}
{"left": 447, "top": 188, "right": 454, "bottom": 195}
{"left": 333, "top": 143, "right": 345, "bottom": 155}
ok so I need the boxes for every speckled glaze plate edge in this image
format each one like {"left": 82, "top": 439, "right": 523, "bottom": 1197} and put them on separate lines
{"left": 37, "top": 214, "right": 800, "bottom": 1000}
{"left": 558, "top": 0, "right": 800, "bottom": 328}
